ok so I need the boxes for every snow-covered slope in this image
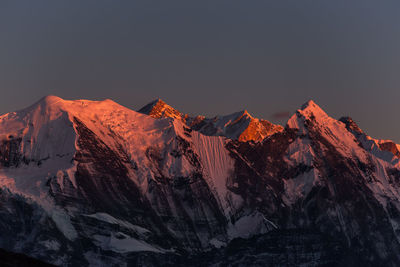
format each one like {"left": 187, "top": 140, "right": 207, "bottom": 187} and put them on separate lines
{"left": 0, "top": 96, "right": 247, "bottom": 265}
{"left": 0, "top": 96, "right": 172, "bottom": 198}
{"left": 1, "top": 96, "right": 400, "bottom": 266}
{"left": 138, "top": 99, "right": 283, "bottom": 142}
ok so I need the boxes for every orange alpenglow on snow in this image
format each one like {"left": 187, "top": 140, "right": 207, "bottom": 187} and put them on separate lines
{"left": 377, "top": 141, "right": 400, "bottom": 158}
{"left": 138, "top": 99, "right": 283, "bottom": 142}
{"left": 138, "top": 99, "right": 187, "bottom": 121}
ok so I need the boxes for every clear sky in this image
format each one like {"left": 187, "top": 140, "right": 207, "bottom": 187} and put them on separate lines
{"left": 1, "top": 1, "right": 399, "bottom": 142}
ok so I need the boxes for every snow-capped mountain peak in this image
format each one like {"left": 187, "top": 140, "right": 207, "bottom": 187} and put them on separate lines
{"left": 299, "top": 99, "right": 329, "bottom": 120}
{"left": 287, "top": 100, "right": 330, "bottom": 131}
{"left": 339, "top": 116, "right": 364, "bottom": 135}
{"left": 236, "top": 109, "right": 252, "bottom": 119}
{"left": 213, "top": 110, "right": 252, "bottom": 128}
{"left": 138, "top": 99, "right": 283, "bottom": 142}
{"left": 203, "top": 109, "right": 282, "bottom": 142}
{"left": 138, "top": 98, "right": 184, "bottom": 121}
{"left": 37, "top": 95, "right": 63, "bottom": 105}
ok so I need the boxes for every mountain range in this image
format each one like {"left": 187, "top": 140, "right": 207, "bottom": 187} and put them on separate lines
{"left": 0, "top": 96, "right": 399, "bottom": 266}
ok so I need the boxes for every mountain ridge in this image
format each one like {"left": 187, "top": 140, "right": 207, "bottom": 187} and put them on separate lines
{"left": 138, "top": 98, "right": 284, "bottom": 142}
{"left": 0, "top": 95, "right": 400, "bottom": 266}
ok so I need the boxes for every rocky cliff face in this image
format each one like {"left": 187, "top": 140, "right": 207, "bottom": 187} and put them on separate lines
{"left": 0, "top": 96, "right": 399, "bottom": 266}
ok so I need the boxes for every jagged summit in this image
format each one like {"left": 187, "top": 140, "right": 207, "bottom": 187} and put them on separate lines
{"left": 138, "top": 99, "right": 283, "bottom": 142}
{"left": 196, "top": 109, "right": 283, "bottom": 141}
{"left": 378, "top": 140, "right": 400, "bottom": 158}
{"left": 340, "top": 116, "right": 400, "bottom": 159}
{"left": 141, "top": 98, "right": 166, "bottom": 111}
{"left": 339, "top": 116, "right": 364, "bottom": 135}
{"left": 287, "top": 100, "right": 330, "bottom": 130}
{"left": 224, "top": 110, "right": 253, "bottom": 121}
{"left": 214, "top": 110, "right": 252, "bottom": 124}
{"left": 300, "top": 99, "right": 317, "bottom": 109}
{"left": 237, "top": 109, "right": 252, "bottom": 118}
{"left": 286, "top": 101, "right": 400, "bottom": 162}
{"left": 138, "top": 98, "right": 184, "bottom": 121}
{"left": 298, "top": 100, "right": 328, "bottom": 120}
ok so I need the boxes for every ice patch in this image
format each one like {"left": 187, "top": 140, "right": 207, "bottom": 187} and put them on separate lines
{"left": 92, "top": 232, "right": 164, "bottom": 253}
{"left": 40, "top": 240, "right": 61, "bottom": 251}
{"left": 84, "top": 213, "right": 150, "bottom": 235}
{"left": 51, "top": 210, "right": 78, "bottom": 241}
{"left": 228, "top": 211, "right": 274, "bottom": 239}
{"left": 209, "top": 238, "right": 226, "bottom": 248}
